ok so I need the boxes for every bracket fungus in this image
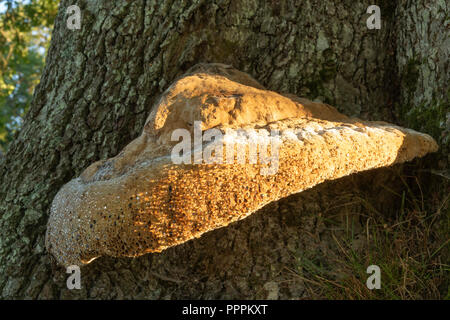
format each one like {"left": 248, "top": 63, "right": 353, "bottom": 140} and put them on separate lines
{"left": 45, "top": 63, "right": 438, "bottom": 267}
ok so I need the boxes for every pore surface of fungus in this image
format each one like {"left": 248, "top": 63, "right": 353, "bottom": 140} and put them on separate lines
{"left": 45, "top": 63, "right": 438, "bottom": 266}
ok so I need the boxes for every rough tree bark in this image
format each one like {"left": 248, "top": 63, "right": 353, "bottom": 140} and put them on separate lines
{"left": 0, "top": 0, "right": 447, "bottom": 299}
{"left": 396, "top": 0, "right": 449, "bottom": 167}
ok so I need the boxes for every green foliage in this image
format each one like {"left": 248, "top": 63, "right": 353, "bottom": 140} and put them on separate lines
{"left": 0, "top": 0, "right": 58, "bottom": 152}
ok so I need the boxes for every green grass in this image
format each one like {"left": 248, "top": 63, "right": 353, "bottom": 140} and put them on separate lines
{"left": 287, "top": 171, "right": 449, "bottom": 300}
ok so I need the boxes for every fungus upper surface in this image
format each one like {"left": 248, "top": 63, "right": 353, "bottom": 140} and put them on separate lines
{"left": 45, "top": 63, "right": 438, "bottom": 267}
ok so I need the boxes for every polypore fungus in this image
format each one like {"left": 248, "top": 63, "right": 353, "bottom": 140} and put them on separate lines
{"left": 45, "top": 63, "right": 438, "bottom": 266}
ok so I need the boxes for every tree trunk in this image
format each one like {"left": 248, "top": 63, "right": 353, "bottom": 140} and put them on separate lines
{"left": 0, "top": 0, "right": 447, "bottom": 299}
{"left": 396, "top": 0, "right": 449, "bottom": 167}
